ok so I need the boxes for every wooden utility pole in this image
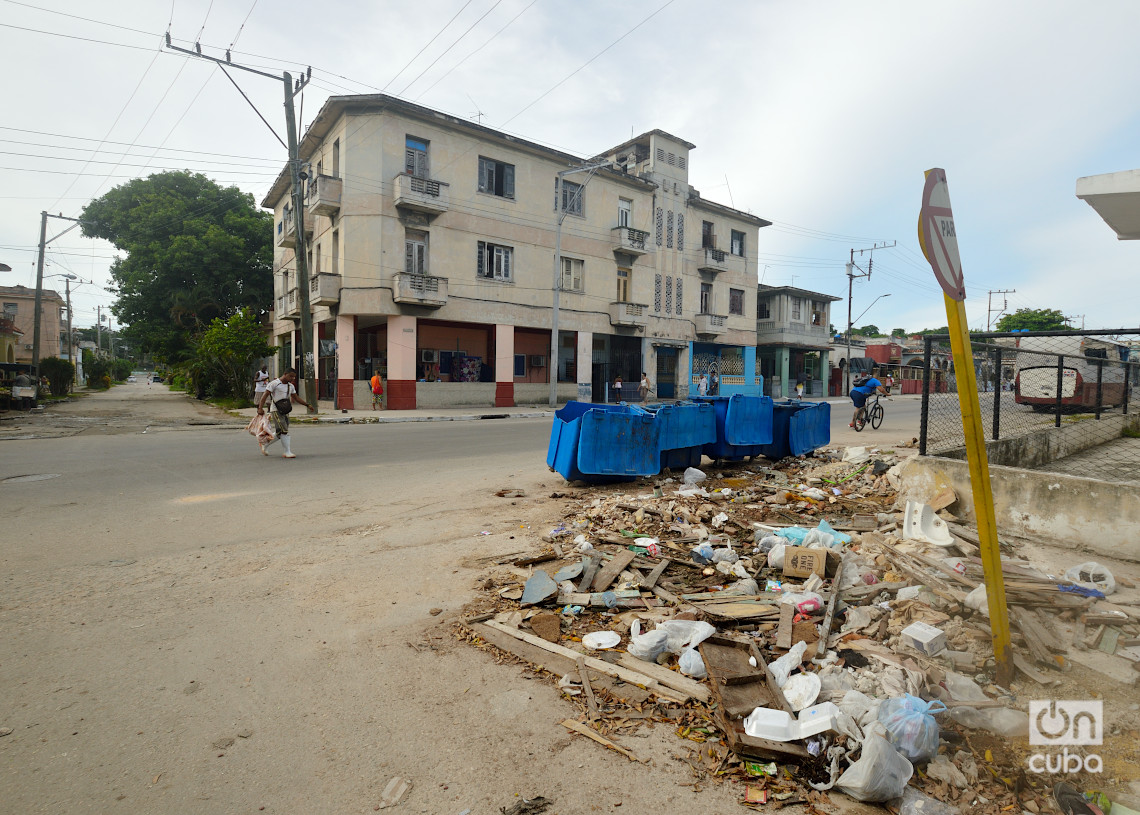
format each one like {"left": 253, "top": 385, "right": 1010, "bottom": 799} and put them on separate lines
{"left": 33, "top": 211, "right": 82, "bottom": 376}
{"left": 165, "top": 36, "right": 317, "bottom": 414}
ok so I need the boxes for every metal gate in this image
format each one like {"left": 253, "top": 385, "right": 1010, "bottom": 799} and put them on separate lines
{"left": 592, "top": 340, "right": 643, "bottom": 403}
{"left": 656, "top": 347, "right": 677, "bottom": 399}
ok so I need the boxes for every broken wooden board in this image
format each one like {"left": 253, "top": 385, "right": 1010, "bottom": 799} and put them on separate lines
{"left": 577, "top": 555, "right": 599, "bottom": 593}
{"left": 1012, "top": 652, "right": 1062, "bottom": 687}
{"left": 591, "top": 549, "right": 638, "bottom": 592}
{"left": 561, "top": 719, "right": 641, "bottom": 762}
{"left": 696, "top": 601, "right": 781, "bottom": 621}
{"left": 480, "top": 620, "right": 690, "bottom": 703}
{"left": 641, "top": 558, "right": 671, "bottom": 589}
{"left": 776, "top": 604, "right": 794, "bottom": 650}
{"left": 576, "top": 658, "right": 600, "bottom": 722}
{"left": 818, "top": 559, "right": 844, "bottom": 648}
{"left": 615, "top": 654, "right": 711, "bottom": 703}
{"left": 699, "top": 635, "right": 782, "bottom": 718}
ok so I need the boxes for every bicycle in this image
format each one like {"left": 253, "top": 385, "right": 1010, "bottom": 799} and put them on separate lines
{"left": 853, "top": 393, "right": 884, "bottom": 432}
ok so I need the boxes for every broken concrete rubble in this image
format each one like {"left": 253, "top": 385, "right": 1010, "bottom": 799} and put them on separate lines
{"left": 459, "top": 445, "right": 1140, "bottom": 812}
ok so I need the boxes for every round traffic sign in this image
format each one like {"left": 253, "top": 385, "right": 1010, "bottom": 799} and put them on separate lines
{"left": 918, "top": 168, "right": 966, "bottom": 301}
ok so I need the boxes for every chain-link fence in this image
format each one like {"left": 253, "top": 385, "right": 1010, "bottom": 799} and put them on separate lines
{"left": 919, "top": 330, "right": 1140, "bottom": 484}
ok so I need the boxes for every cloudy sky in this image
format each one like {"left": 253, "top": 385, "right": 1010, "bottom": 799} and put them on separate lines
{"left": 2, "top": 0, "right": 1138, "bottom": 334}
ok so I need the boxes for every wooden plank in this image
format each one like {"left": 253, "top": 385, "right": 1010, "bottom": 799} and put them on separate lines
{"left": 840, "top": 581, "right": 909, "bottom": 602}
{"left": 641, "top": 558, "right": 670, "bottom": 589}
{"left": 1010, "top": 607, "right": 1054, "bottom": 666}
{"left": 514, "top": 552, "right": 556, "bottom": 567}
{"left": 576, "top": 657, "right": 600, "bottom": 722}
{"left": 1012, "top": 652, "right": 1060, "bottom": 686}
{"left": 615, "top": 654, "right": 711, "bottom": 703}
{"left": 561, "top": 719, "right": 641, "bottom": 763}
{"left": 748, "top": 641, "right": 794, "bottom": 716}
{"left": 591, "top": 549, "right": 638, "bottom": 592}
{"left": 480, "top": 621, "right": 689, "bottom": 703}
{"left": 775, "top": 604, "right": 794, "bottom": 650}
{"left": 818, "top": 559, "right": 844, "bottom": 649}
{"left": 577, "top": 556, "right": 599, "bottom": 593}
{"left": 699, "top": 602, "right": 781, "bottom": 621}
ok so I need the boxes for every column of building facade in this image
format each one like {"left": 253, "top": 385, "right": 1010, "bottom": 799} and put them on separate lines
{"left": 494, "top": 324, "right": 515, "bottom": 407}
{"left": 387, "top": 315, "right": 417, "bottom": 409}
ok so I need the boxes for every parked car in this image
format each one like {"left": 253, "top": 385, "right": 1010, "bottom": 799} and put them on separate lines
{"left": 152, "top": 375, "right": 164, "bottom": 383}
{"left": 127, "top": 375, "right": 137, "bottom": 383}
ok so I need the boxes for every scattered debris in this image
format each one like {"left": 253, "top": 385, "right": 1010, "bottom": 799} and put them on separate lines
{"left": 377, "top": 776, "right": 412, "bottom": 809}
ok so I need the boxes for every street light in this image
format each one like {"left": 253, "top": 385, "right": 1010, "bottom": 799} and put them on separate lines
{"left": 845, "top": 293, "right": 891, "bottom": 393}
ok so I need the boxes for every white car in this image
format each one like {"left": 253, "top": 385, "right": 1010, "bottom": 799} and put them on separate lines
{"left": 127, "top": 375, "right": 137, "bottom": 383}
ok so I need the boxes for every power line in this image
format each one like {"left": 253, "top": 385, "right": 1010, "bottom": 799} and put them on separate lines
{"left": 383, "top": 0, "right": 477, "bottom": 91}
{"left": 0, "top": 127, "right": 286, "bottom": 163}
{"left": 397, "top": 0, "right": 506, "bottom": 97}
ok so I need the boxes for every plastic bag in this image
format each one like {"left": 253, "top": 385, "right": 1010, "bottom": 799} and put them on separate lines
{"left": 877, "top": 695, "right": 946, "bottom": 762}
{"left": 838, "top": 689, "right": 882, "bottom": 730}
{"left": 682, "top": 466, "right": 707, "bottom": 485}
{"left": 948, "top": 706, "right": 1028, "bottom": 737}
{"left": 711, "top": 547, "right": 739, "bottom": 564}
{"left": 691, "top": 544, "right": 714, "bottom": 565}
{"left": 776, "top": 526, "right": 809, "bottom": 544}
{"left": 943, "top": 671, "right": 988, "bottom": 703}
{"left": 890, "top": 786, "right": 958, "bottom": 815}
{"left": 724, "top": 577, "right": 760, "bottom": 596}
{"left": 627, "top": 620, "right": 671, "bottom": 662}
{"left": 767, "top": 543, "right": 787, "bottom": 570}
{"left": 756, "top": 534, "right": 782, "bottom": 554}
{"left": 678, "top": 647, "right": 707, "bottom": 679}
{"left": 836, "top": 730, "right": 914, "bottom": 802}
{"left": 768, "top": 641, "right": 807, "bottom": 688}
{"left": 802, "top": 528, "right": 836, "bottom": 549}
{"left": 964, "top": 584, "right": 989, "bottom": 617}
{"left": 1064, "top": 561, "right": 1116, "bottom": 595}
{"left": 656, "top": 619, "right": 716, "bottom": 653}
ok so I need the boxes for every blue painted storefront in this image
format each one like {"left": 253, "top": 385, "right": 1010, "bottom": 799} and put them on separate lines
{"left": 686, "top": 342, "right": 761, "bottom": 398}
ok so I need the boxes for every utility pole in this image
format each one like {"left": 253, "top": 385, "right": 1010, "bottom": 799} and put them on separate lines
{"left": 986, "top": 289, "right": 1015, "bottom": 331}
{"left": 844, "top": 241, "right": 896, "bottom": 395}
{"left": 166, "top": 36, "right": 317, "bottom": 414}
{"left": 96, "top": 305, "right": 102, "bottom": 354}
{"left": 31, "top": 211, "right": 81, "bottom": 377}
{"left": 63, "top": 274, "right": 74, "bottom": 390}
{"left": 549, "top": 159, "right": 613, "bottom": 407}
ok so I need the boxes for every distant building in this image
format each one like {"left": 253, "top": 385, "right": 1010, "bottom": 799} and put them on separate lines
{"left": 1, "top": 285, "right": 66, "bottom": 364}
{"left": 755, "top": 285, "right": 839, "bottom": 398}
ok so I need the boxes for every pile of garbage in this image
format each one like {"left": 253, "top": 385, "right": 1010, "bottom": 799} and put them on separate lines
{"left": 460, "top": 446, "right": 1140, "bottom": 813}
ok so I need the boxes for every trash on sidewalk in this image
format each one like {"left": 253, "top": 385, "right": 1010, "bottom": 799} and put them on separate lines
{"left": 457, "top": 444, "right": 1138, "bottom": 812}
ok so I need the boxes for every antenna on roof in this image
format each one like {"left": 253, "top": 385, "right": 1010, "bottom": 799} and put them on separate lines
{"left": 465, "top": 93, "right": 486, "bottom": 125}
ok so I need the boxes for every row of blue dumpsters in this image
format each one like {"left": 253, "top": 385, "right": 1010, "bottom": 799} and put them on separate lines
{"left": 547, "top": 395, "right": 831, "bottom": 483}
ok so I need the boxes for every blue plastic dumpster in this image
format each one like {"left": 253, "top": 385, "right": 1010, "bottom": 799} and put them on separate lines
{"left": 546, "top": 401, "right": 660, "bottom": 482}
{"left": 695, "top": 395, "right": 775, "bottom": 461}
{"left": 758, "top": 400, "right": 831, "bottom": 460}
{"left": 650, "top": 401, "right": 716, "bottom": 470}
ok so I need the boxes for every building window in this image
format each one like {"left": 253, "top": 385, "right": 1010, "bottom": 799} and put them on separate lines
{"left": 618, "top": 198, "right": 632, "bottom": 227}
{"left": 331, "top": 229, "right": 340, "bottom": 275}
{"left": 655, "top": 207, "right": 663, "bottom": 245}
{"left": 313, "top": 241, "right": 321, "bottom": 275}
{"left": 3, "top": 302, "right": 16, "bottom": 318}
{"left": 405, "top": 136, "right": 429, "bottom": 178}
{"left": 675, "top": 277, "right": 682, "bottom": 315}
{"left": 665, "top": 276, "right": 672, "bottom": 312}
{"left": 666, "top": 211, "right": 674, "bottom": 248}
{"left": 730, "top": 229, "right": 745, "bottom": 257}
{"left": 758, "top": 297, "right": 771, "bottom": 319}
{"left": 561, "top": 257, "right": 583, "bottom": 292}
{"left": 791, "top": 296, "right": 802, "bottom": 321}
{"left": 557, "top": 179, "right": 584, "bottom": 216}
{"left": 478, "top": 156, "right": 515, "bottom": 199}
{"left": 332, "top": 139, "right": 340, "bottom": 178}
{"left": 702, "top": 220, "right": 715, "bottom": 249}
{"left": 729, "top": 288, "right": 744, "bottom": 315}
{"left": 477, "top": 240, "right": 513, "bottom": 281}
{"left": 654, "top": 273, "right": 662, "bottom": 312}
{"left": 405, "top": 230, "right": 427, "bottom": 275}
{"left": 811, "top": 300, "right": 826, "bottom": 326}
{"left": 700, "top": 282, "right": 712, "bottom": 313}
{"left": 676, "top": 213, "right": 684, "bottom": 251}
{"left": 616, "top": 268, "right": 631, "bottom": 302}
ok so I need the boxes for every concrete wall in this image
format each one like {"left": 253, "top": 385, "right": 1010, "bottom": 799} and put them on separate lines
{"left": 938, "top": 411, "right": 1140, "bottom": 469}
{"left": 897, "top": 456, "right": 1140, "bottom": 563}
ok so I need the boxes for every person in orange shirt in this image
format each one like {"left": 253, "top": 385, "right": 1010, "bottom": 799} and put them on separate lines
{"left": 370, "top": 371, "right": 384, "bottom": 410}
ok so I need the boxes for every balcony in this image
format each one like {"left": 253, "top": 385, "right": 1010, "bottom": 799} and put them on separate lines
{"left": 309, "top": 273, "right": 341, "bottom": 306}
{"left": 307, "top": 174, "right": 343, "bottom": 216}
{"left": 611, "top": 226, "right": 651, "bottom": 257}
{"left": 393, "top": 174, "right": 450, "bottom": 215}
{"left": 695, "top": 312, "right": 727, "bottom": 336}
{"left": 697, "top": 246, "right": 730, "bottom": 275}
{"left": 608, "top": 301, "right": 649, "bottom": 329}
{"left": 281, "top": 288, "right": 301, "bottom": 319}
{"left": 277, "top": 208, "right": 312, "bottom": 248}
{"left": 392, "top": 272, "right": 448, "bottom": 308}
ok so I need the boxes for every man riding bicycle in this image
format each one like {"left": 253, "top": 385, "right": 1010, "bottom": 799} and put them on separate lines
{"left": 849, "top": 374, "right": 888, "bottom": 428}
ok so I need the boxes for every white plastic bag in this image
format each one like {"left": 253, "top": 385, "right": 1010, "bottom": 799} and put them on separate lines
{"left": 678, "top": 647, "right": 707, "bottom": 679}
{"left": 948, "top": 706, "right": 1028, "bottom": 737}
{"left": 803, "top": 528, "right": 836, "bottom": 549}
{"left": 627, "top": 620, "right": 670, "bottom": 662}
{"left": 964, "top": 584, "right": 989, "bottom": 617}
{"left": 768, "top": 641, "right": 807, "bottom": 688}
{"left": 682, "top": 466, "right": 707, "bottom": 485}
{"left": 1064, "top": 561, "right": 1115, "bottom": 595}
{"left": 655, "top": 619, "right": 716, "bottom": 653}
{"left": 836, "top": 731, "right": 914, "bottom": 802}
{"left": 711, "top": 547, "right": 739, "bottom": 564}
{"left": 767, "top": 543, "right": 787, "bottom": 570}
{"left": 877, "top": 695, "right": 946, "bottom": 762}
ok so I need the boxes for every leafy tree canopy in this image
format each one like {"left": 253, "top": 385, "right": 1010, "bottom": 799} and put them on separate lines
{"left": 80, "top": 171, "right": 273, "bottom": 361}
{"left": 890, "top": 327, "right": 908, "bottom": 338}
{"left": 191, "top": 308, "right": 277, "bottom": 404}
{"left": 851, "top": 324, "right": 885, "bottom": 337}
{"left": 993, "top": 308, "right": 1067, "bottom": 332}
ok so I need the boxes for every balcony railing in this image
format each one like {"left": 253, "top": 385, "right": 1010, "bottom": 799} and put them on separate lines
{"left": 393, "top": 173, "right": 450, "bottom": 215}
{"left": 282, "top": 288, "right": 300, "bottom": 319}
{"left": 695, "top": 312, "right": 727, "bottom": 336}
{"left": 307, "top": 175, "right": 343, "bottom": 216}
{"left": 697, "top": 246, "right": 728, "bottom": 274}
{"left": 309, "top": 273, "right": 341, "bottom": 306}
{"left": 392, "top": 272, "right": 448, "bottom": 308}
{"left": 611, "top": 226, "right": 651, "bottom": 256}
{"left": 608, "top": 300, "right": 649, "bottom": 328}
{"left": 278, "top": 208, "right": 312, "bottom": 247}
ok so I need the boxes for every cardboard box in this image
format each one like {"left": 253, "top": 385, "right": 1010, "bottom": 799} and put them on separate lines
{"left": 782, "top": 546, "right": 826, "bottom": 578}
{"left": 901, "top": 621, "right": 947, "bottom": 656}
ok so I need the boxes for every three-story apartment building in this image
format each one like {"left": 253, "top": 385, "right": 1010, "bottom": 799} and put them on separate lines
{"left": 755, "top": 284, "right": 839, "bottom": 398}
{"left": 262, "top": 95, "right": 768, "bottom": 409}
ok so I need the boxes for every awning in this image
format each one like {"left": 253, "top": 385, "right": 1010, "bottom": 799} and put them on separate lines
{"left": 1076, "top": 170, "right": 1140, "bottom": 240}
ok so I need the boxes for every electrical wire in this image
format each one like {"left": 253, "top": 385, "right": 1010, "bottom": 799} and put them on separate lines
{"left": 0, "top": 128, "right": 286, "bottom": 163}
{"left": 383, "top": 0, "right": 477, "bottom": 92}
{"left": 396, "top": 0, "right": 505, "bottom": 97}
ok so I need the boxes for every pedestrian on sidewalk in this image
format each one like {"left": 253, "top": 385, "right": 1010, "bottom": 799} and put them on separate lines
{"left": 698, "top": 374, "right": 708, "bottom": 397}
{"left": 256, "top": 368, "right": 311, "bottom": 459}
{"left": 253, "top": 364, "right": 269, "bottom": 401}
{"left": 613, "top": 375, "right": 623, "bottom": 402}
{"left": 370, "top": 370, "right": 384, "bottom": 410}
{"left": 639, "top": 372, "right": 651, "bottom": 402}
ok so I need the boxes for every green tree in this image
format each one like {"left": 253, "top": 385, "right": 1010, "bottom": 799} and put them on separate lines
{"left": 890, "top": 327, "right": 908, "bottom": 338}
{"left": 192, "top": 308, "right": 276, "bottom": 404}
{"left": 80, "top": 171, "right": 273, "bottom": 361}
{"left": 39, "top": 357, "right": 74, "bottom": 396}
{"left": 993, "top": 308, "right": 1067, "bottom": 332}
{"left": 852, "top": 324, "right": 884, "bottom": 337}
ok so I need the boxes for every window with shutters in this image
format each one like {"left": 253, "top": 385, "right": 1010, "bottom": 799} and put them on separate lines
{"left": 655, "top": 207, "right": 663, "bottom": 245}
{"left": 702, "top": 220, "right": 715, "bottom": 249}
{"left": 666, "top": 211, "right": 674, "bottom": 248}
{"left": 654, "top": 274, "right": 662, "bottom": 312}
{"left": 700, "top": 282, "right": 712, "bottom": 313}
{"left": 332, "top": 139, "right": 340, "bottom": 178}
{"left": 790, "top": 296, "right": 802, "bottom": 321}
{"left": 758, "top": 297, "right": 771, "bottom": 320}
{"left": 665, "top": 277, "right": 672, "bottom": 313}
{"left": 616, "top": 268, "right": 631, "bottom": 302}
{"left": 405, "top": 230, "right": 427, "bottom": 275}
{"left": 730, "top": 229, "right": 745, "bottom": 257}
{"left": 675, "top": 277, "right": 683, "bottom": 315}
{"left": 405, "top": 136, "right": 429, "bottom": 179}
{"left": 676, "top": 214, "right": 684, "bottom": 251}
{"left": 618, "top": 198, "right": 632, "bottom": 227}
{"left": 729, "top": 288, "right": 744, "bottom": 316}
{"left": 478, "top": 156, "right": 515, "bottom": 199}
{"left": 556, "top": 179, "right": 584, "bottom": 216}
{"left": 477, "top": 240, "right": 513, "bottom": 282}
{"left": 561, "top": 257, "right": 584, "bottom": 292}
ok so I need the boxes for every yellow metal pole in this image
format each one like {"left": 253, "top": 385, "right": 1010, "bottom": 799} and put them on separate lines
{"left": 943, "top": 294, "right": 1013, "bottom": 685}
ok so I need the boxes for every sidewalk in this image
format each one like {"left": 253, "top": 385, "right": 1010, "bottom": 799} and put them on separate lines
{"left": 232, "top": 403, "right": 555, "bottom": 425}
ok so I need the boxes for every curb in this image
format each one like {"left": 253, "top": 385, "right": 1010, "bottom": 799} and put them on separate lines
{"left": 288, "top": 411, "right": 553, "bottom": 425}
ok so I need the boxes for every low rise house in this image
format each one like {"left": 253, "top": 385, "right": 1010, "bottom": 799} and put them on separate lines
{"left": 755, "top": 285, "right": 838, "bottom": 398}
{"left": 1, "top": 285, "right": 65, "bottom": 364}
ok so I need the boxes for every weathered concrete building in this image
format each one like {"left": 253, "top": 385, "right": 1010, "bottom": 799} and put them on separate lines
{"left": 1, "top": 285, "right": 65, "bottom": 364}
{"left": 262, "top": 95, "right": 768, "bottom": 409}
{"left": 755, "top": 284, "right": 838, "bottom": 398}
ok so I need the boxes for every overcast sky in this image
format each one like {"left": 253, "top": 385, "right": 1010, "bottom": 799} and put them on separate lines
{"left": 2, "top": 0, "right": 1138, "bottom": 334}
